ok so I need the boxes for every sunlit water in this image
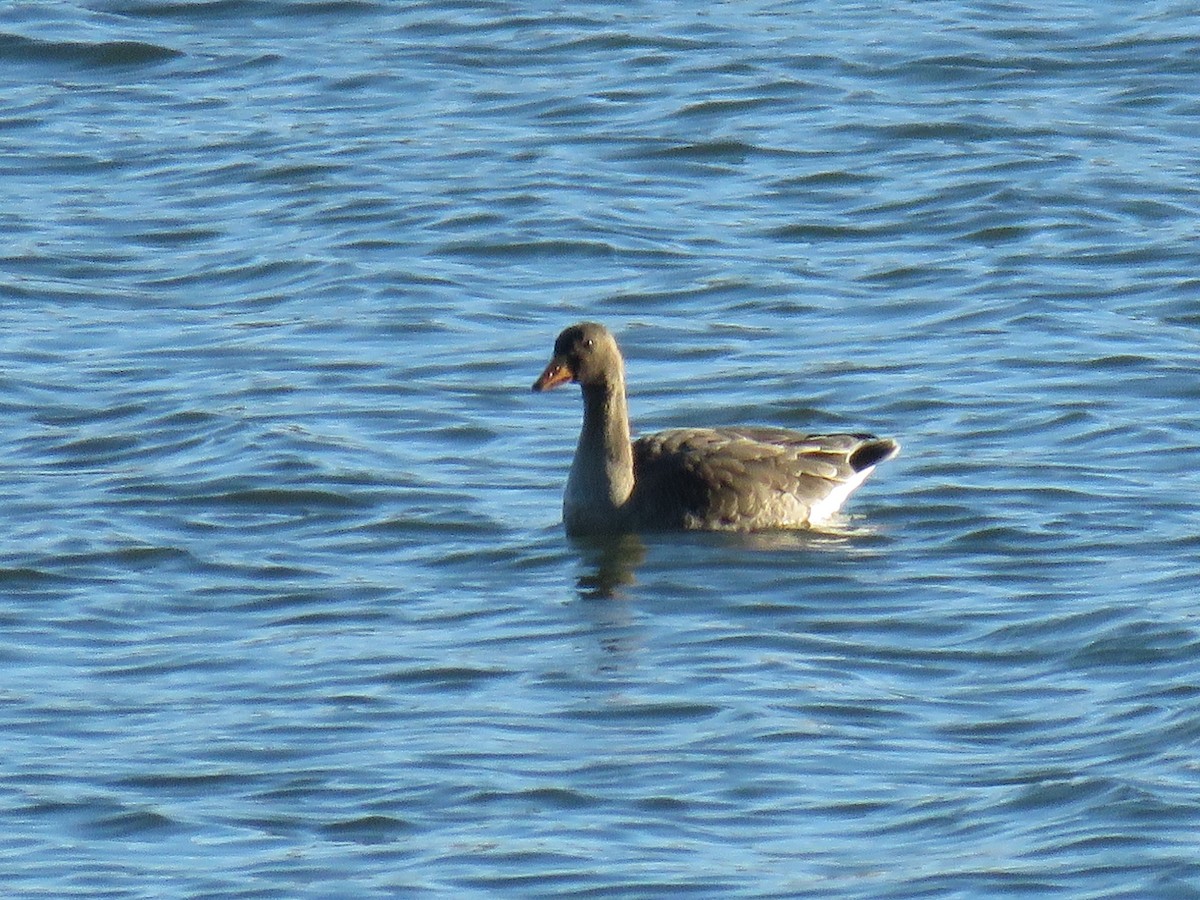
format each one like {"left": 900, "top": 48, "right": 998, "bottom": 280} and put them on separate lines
{"left": 3, "top": 2, "right": 1199, "bottom": 897}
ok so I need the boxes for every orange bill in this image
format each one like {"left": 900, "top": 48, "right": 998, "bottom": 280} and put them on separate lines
{"left": 532, "top": 359, "right": 573, "bottom": 391}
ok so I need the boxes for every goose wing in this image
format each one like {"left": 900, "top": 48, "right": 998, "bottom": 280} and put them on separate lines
{"left": 631, "top": 428, "right": 898, "bottom": 530}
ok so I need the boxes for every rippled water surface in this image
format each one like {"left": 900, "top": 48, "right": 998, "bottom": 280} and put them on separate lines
{"left": 4, "top": 1, "right": 1200, "bottom": 896}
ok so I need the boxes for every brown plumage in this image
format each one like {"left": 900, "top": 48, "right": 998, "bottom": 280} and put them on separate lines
{"left": 533, "top": 322, "right": 899, "bottom": 535}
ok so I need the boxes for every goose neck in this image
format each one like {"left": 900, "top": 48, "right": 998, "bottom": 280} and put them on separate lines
{"left": 580, "top": 381, "right": 631, "bottom": 465}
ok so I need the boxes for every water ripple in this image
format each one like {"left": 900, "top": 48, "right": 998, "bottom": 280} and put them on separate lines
{"left": 0, "top": 33, "right": 182, "bottom": 68}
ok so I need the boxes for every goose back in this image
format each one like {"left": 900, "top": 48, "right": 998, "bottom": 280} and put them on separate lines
{"left": 629, "top": 428, "right": 898, "bottom": 531}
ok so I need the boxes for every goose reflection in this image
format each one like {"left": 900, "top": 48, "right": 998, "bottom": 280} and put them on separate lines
{"left": 568, "top": 522, "right": 883, "bottom": 601}
{"left": 571, "top": 532, "right": 646, "bottom": 600}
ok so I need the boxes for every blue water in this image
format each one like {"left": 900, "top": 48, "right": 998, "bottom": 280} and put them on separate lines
{"left": 3, "top": 1, "right": 1200, "bottom": 897}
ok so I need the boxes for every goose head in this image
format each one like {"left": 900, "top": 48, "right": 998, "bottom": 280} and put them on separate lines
{"left": 532, "top": 322, "right": 624, "bottom": 392}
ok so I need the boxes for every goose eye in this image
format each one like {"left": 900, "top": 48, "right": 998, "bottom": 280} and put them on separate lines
{"left": 583, "top": 339, "right": 594, "bottom": 350}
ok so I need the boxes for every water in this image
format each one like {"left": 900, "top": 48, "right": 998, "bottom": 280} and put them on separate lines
{"left": 3, "top": 1, "right": 1200, "bottom": 896}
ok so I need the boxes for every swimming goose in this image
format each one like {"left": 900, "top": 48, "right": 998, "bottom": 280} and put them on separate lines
{"left": 532, "top": 322, "right": 899, "bottom": 535}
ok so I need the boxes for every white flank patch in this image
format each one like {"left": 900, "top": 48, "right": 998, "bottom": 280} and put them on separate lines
{"left": 808, "top": 466, "right": 873, "bottom": 527}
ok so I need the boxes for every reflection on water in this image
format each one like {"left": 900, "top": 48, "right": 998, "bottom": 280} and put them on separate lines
{"left": 723, "top": 519, "right": 881, "bottom": 553}
{"left": 572, "top": 533, "right": 646, "bottom": 600}
{"left": 570, "top": 518, "right": 886, "bottom": 599}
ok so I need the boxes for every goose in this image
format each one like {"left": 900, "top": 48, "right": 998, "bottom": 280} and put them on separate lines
{"left": 532, "top": 322, "right": 899, "bottom": 535}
